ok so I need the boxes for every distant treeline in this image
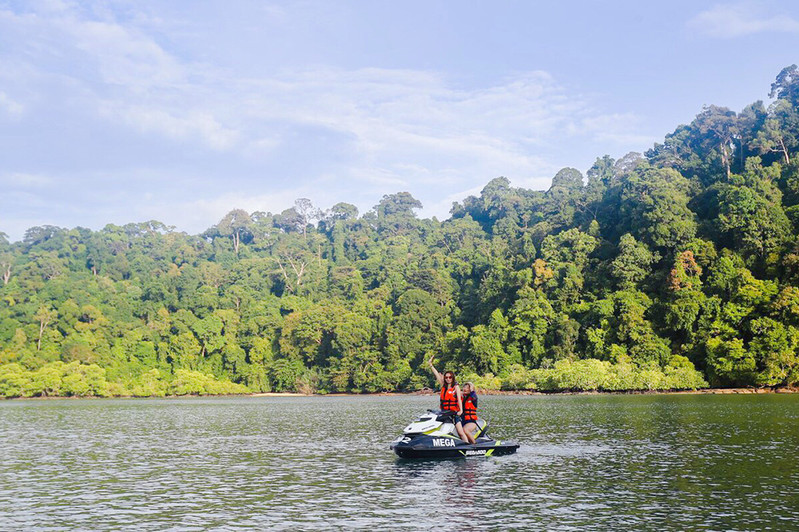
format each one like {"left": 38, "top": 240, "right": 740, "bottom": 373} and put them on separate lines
{"left": 3, "top": 66, "right": 799, "bottom": 397}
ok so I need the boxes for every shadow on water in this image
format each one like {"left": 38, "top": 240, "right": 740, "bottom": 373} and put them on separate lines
{"left": 392, "top": 453, "right": 498, "bottom": 471}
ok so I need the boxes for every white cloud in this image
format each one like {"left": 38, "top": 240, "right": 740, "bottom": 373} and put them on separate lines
{"left": 0, "top": 92, "right": 24, "bottom": 116}
{"left": 0, "top": 172, "right": 53, "bottom": 188}
{"left": 98, "top": 102, "right": 240, "bottom": 150}
{"left": 1, "top": 2, "right": 642, "bottom": 164}
{"left": 225, "top": 67, "right": 599, "bottom": 181}
{"left": 687, "top": 3, "right": 799, "bottom": 38}
{"left": 0, "top": 1, "right": 656, "bottom": 238}
{"left": 71, "top": 21, "right": 184, "bottom": 87}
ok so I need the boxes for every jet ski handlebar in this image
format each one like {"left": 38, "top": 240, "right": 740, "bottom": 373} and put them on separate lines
{"left": 434, "top": 410, "right": 458, "bottom": 422}
{"left": 424, "top": 409, "right": 459, "bottom": 423}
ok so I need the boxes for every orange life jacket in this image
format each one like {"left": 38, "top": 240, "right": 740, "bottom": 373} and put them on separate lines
{"left": 440, "top": 385, "right": 459, "bottom": 412}
{"left": 463, "top": 393, "right": 478, "bottom": 423}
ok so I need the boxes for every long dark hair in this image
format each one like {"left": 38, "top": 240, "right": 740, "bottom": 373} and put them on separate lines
{"left": 443, "top": 371, "right": 457, "bottom": 388}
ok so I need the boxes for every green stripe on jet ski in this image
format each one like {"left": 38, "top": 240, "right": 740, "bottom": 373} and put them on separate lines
{"left": 485, "top": 449, "right": 494, "bottom": 457}
{"left": 423, "top": 430, "right": 458, "bottom": 437}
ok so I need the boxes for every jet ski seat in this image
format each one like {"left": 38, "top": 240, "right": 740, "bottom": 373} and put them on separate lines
{"left": 450, "top": 418, "right": 488, "bottom": 440}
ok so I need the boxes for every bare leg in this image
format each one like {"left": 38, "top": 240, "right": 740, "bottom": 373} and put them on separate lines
{"left": 455, "top": 421, "right": 473, "bottom": 443}
{"left": 462, "top": 422, "right": 478, "bottom": 444}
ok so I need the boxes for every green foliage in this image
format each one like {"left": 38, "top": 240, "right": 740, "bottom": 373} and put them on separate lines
{"left": 611, "top": 234, "right": 658, "bottom": 289}
{"left": 706, "top": 337, "right": 756, "bottom": 386}
{"left": 716, "top": 160, "right": 791, "bottom": 268}
{"left": 498, "top": 357, "right": 707, "bottom": 392}
{"left": 4, "top": 66, "right": 799, "bottom": 395}
{"left": 0, "top": 364, "right": 32, "bottom": 397}
{"left": 0, "top": 361, "right": 248, "bottom": 398}
{"left": 169, "top": 369, "right": 248, "bottom": 396}
{"left": 459, "top": 371, "right": 503, "bottom": 392}
{"left": 618, "top": 165, "right": 697, "bottom": 253}
{"left": 269, "top": 358, "right": 307, "bottom": 392}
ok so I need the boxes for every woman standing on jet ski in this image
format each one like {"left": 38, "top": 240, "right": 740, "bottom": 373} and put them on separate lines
{"left": 428, "top": 356, "right": 474, "bottom": 444}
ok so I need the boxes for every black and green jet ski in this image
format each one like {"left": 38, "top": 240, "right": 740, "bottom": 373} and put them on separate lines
{"left": 390, "top": 410, "right": 519, "bottom": 459}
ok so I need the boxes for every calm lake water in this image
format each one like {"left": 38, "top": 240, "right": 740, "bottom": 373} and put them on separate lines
{"left": 1, "top": 394, "right": 798, "bottom": 530}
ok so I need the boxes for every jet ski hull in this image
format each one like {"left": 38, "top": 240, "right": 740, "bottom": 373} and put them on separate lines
{"left": 390, "top": 434, "right": 519, "bottom": 459}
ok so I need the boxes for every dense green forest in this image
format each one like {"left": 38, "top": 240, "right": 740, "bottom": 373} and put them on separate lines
{"left": 3, "top": 66, "right": 799, "bottom": 397}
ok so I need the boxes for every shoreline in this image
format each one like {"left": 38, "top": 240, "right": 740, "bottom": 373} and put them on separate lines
{"left": 253, "top": 387, "right": 798, "bottom": 397}
{"left": 5, "top": 386, "right": 798, "bottom": 401}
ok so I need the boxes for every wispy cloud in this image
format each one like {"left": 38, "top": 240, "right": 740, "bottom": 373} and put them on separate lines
{"left": 0, "top": 1, "right": 655, "bottom": 239}
{"left": 98, "top": 102, "right": 240, "bottom": 151}
{"left": 0, "top": 172, "right": 53, "bottom": 188}
{"left": 0, "top": 92, "right": 24, "bottom": 116}
{"left": 687, "top": 3, "right": 799, "bottom": 38}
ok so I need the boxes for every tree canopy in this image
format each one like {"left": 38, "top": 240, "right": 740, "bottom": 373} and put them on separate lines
{"left": 3, "top": 66, "right": 799, "bottom": 397}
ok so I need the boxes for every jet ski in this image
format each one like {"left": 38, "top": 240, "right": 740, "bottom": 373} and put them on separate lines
{"left": 390, "top": 409, "right": 519, "bottom": 459}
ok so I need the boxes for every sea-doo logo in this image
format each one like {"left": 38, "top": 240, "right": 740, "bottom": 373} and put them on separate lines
{"left": 465, "top": 450, "right": 487, "bottom": 456}
{"left": 432, "top": 438, "right": 455, "bottom": 447}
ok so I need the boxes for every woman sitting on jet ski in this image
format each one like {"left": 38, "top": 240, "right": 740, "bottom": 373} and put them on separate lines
{"left": 428, "top": 356, "right": 475, "bottom": 444}
{"left": 461, "top": 381, "right": 479, "bottom": 441}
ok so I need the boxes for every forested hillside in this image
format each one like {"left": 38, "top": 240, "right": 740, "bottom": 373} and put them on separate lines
{"left": 3, "top": 66, "right": 799, "bottom": 397}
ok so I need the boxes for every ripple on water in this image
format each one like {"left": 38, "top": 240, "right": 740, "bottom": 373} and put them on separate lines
{"left": 1, "top": 394, "right": 799, "bottom": 530}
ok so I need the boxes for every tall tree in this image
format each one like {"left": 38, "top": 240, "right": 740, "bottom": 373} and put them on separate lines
{"left": 214, "top": 209, "right": 253, "bottom": 255}
{"left": 695, "top": 105, "right": 740, "bottom": 180}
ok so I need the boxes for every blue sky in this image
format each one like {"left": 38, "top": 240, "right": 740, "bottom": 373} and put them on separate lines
{"left": 1, "top": 0, "right": 798, "bottom": 241}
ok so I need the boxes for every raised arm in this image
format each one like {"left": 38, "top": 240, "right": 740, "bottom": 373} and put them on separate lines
{"left": 428, "top": 355, "right": 444, "bottom": 387}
